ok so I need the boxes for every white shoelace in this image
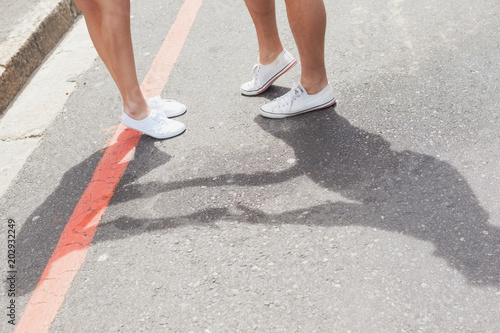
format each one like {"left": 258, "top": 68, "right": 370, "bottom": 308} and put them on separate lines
{"left": 250, "top": 64, "right": 260, "bottom": 84}
{"left": 150, "top": 109, "right": 170, "bottom": 133}
{"left": 276, "top": 82, "right": 303, "bottom": 110}
{"left": 148, "top": 96, "right": 162, "bottom": 107}
{"left": 148, "top": 96, "right": 175, "bottom": 107}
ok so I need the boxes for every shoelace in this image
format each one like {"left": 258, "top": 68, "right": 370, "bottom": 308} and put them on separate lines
{"left": 148, "top": 97, "right": 161, "bottom": 106}
{"left": 250, "top": 64, "right": 260, "bottom": 84}
{"left": 276, "top": 82, "right": 303, "bottom": 110}
{"left": 150, "top": 109, "right": 170, "bottom": 133}
{"left": 149, "top": 97, "right": 175, "bottom": 107}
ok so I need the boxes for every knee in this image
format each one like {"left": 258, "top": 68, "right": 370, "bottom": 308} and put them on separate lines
{"left": 73, "top": 0, "right": 100, "bottom": 16}
{"left": 94, "top": 0, "right": 130, "bottom": 16}
{"left": 73, "top": 0, "right": 129, "bottom": 17}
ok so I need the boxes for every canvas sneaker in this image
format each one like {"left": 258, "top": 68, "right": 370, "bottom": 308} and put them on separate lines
{"left": 260, "top": 82, "right": 336, "bottom": 119}
{"left": 240, "top": 49, "right": 297, "bottom": 96}
{"left": 121, "top": 108, "right": 186, "bottom": 139}
{"left": 147, "top": 96, "right": 186, "bottom": 118}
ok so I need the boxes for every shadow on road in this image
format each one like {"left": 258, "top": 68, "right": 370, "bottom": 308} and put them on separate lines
{"left": 14, "top": 107, "right": 499, "bottom": 298}
{"left": 104, "top": 109, "right": 499, "bottom": 286}
{"left": 14, "top": 135, "right": 171, "bottom": 296}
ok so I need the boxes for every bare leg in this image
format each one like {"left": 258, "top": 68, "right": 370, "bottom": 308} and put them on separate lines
{"left": 73, "top": 0, "right": 149, "bottom": 120}
{"left": 285, "top": 0, "right": 328, "bottom": 94}
{"left": 243, "top": 0, "right": 283, "bottom": 64}
{"left": 74, "top": 0, "right": 117, "bottom": 83}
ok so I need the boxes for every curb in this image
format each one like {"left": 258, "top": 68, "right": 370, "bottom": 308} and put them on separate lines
{"left": 0, "top": 0, "right": 80, "bottom": 114}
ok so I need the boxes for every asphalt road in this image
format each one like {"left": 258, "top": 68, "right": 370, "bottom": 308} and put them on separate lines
{"left": 1, "top": 0, "right": 500, "bottom": 332}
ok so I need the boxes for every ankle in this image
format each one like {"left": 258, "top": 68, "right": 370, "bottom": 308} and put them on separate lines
{"left": 300, "top": 77, "right": 329, "bottom": 95}
{"left": 123, "top": 99, "right": 150, "bottom": 120}
{"left": 258, "top": 47, "right": 284, "bottom": 65}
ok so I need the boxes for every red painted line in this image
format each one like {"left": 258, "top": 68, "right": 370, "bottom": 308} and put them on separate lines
{"left": 14, "top": 1, "right": 203, "bottom": 332}
{"left": 142, "top": 0, "right": 203, "bottom": 98}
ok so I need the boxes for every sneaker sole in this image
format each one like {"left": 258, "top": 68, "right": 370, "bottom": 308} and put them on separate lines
{"left": 149, "top": 127, "right": 186, "bottom": 140}
{"left": 165, "top": 108, "right": 187, "bottom": 118}
{"left": 123, "top": 123, "right": 186, "bottom": 140}
{"left": 259, "top": 98, "right": 337, "bottom": 119}
{"left": 240, "top": 60, "right": 298, "bottom": 96}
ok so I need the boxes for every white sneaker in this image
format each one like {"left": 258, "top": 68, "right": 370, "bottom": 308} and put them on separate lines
{"left": 147, "top": 96, "right": 186, "bottom": 118}
{"left": 121, "top": 109, "right": 186, "bottom": 139}
{"left": 240, "top": 49, "right": 297, "bottom": 96}
{"left": 260, "top": 83, "right": 336, "bottom": 119}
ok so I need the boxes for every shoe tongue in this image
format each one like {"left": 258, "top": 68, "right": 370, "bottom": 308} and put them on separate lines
{"left": 297, "top": 83, "right": 306, "bottom": 95}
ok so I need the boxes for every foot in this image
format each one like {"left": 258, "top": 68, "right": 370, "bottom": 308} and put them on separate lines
{"left": 260, "top": 83, "right": 336, "bottom": 119}
{"left": 121, "top": 108, "right": 186, "bottom": 139}
{"left": 147, "top": 96, "right": 187, "bottom": 118}
{"left": 240, "top": 49, "right": 297, "bottom": 96}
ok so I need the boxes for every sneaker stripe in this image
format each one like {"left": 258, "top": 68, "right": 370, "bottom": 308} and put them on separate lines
{"left": 299, "top": 97, "right": 337, "bottom": 114}
{"left": 260, "top": 97, "right": 336, "bottom": 119}
{"left": 256, "top": 60, "right": 297, "bottom": 94}
{"left": 244, "top": 60, "right": 297, "bottom": 95}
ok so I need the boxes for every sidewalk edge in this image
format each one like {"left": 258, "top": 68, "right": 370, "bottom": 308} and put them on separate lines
{"left": 0, "top": 0, "right": 80, "bottom": 114}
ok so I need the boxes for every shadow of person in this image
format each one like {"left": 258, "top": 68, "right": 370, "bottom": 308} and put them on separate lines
{"left": 102, "top": 109, "right": 499, "bottom": 286}
{"left": 14, "top": 131, "right": 171, "bottom": 296}
{"left": 253, "top": 111, "right": 499, "bottom": 286}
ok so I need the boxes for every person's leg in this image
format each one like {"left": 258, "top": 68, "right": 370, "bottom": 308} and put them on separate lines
{"left": 74, "top": 0, "right": 149, "bottom": 120}
{"left": 73, "top": 0, "right": 118, "bottom": 85}
{"left": 241, "top": 0, "right": 297, "bottom": 96}
{"left": 243, "top": 0, "right": 283, "bottom": 65}
{"left": 72, "top": 0, "right": 186, "bottom": 138}
{"left": 284, "top": 0, "right": 328, "bottom": 95}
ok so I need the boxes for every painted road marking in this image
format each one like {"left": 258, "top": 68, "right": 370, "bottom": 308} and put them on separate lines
{"left": 14, "top": 0, "right": 203, "bottom": 331}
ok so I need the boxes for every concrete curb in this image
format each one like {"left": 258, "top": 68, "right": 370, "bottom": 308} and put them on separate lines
{"left": 0, "top": 0, "right": 80, "bottom": 114}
